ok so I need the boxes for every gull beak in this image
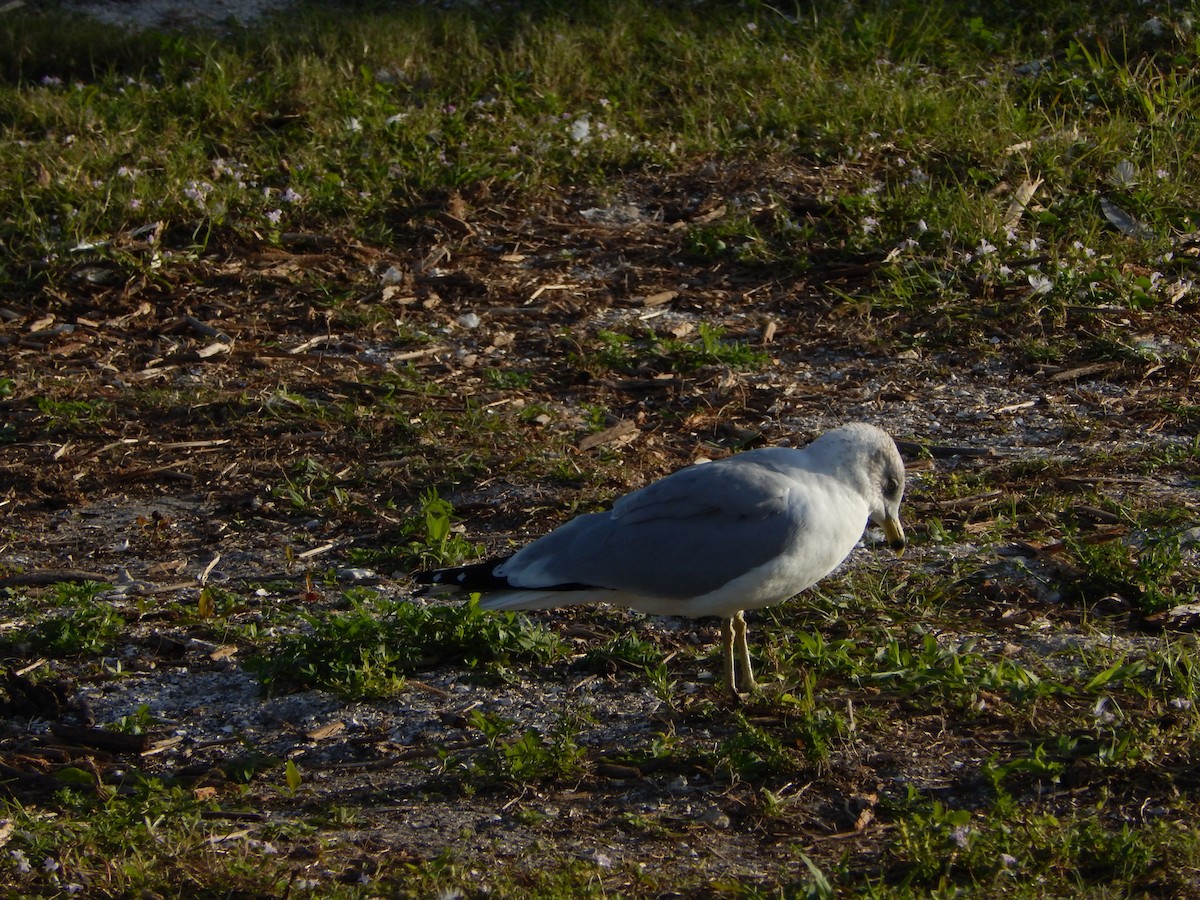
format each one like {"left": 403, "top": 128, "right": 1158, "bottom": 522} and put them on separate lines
{"left": 883, "top": 515, "right": 906, "bottom": 555}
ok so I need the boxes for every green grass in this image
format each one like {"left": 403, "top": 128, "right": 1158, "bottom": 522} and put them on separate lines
{"left": 2, "top": 581, "right": 121, "bottom": 656}
{"left": 463, "top": 708, "right": 588, "bottom": 784}
{"left": 878, "top": 786, "right": 1200, "bottom": 897}
{"left": 2, "top": 0, "right": 1196, "bottom": 300}
{"left": 577, "top": 323, "right": 769, "bottom": 375}
{"left": 249, "top": 589, "right": 564, "bottom": 697}
{"left": 1, "top": 783, "right": 307, "bottom": 897}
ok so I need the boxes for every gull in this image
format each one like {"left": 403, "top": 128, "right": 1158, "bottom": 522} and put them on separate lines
{"left": 415, "top": 423, "right": 907, "bottom": 695}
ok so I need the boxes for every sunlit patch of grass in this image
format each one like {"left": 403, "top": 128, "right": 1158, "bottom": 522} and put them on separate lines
{"left": 1058, "top": 527, "right": 1188, "bottom": 613}
{"left": 0, "top": 782, "right": 316, "bottom": 897}
{"left": 350, "top": 487, "right": 484, "bottom": 572}
{"left": 457, "top": 708, "right": 589, "bottom": 785}
{"left": 3, "top": 0, "right": 1190, "bottom": 297}
{"left": 249, "top": 589, "right": 563, "bottom": 698}
{"left": 576, "top": 323, "right": 768, "bottom": 375}
{"left": 879, "top": 785, "right": 1200, "bottom": 897}
{"left": 2, "top": 581, "right": 121, "bottom": 656}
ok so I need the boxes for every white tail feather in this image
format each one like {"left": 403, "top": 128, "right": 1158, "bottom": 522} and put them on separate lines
{"left": 477, "top": 588, "right": 634, "bottom": 611}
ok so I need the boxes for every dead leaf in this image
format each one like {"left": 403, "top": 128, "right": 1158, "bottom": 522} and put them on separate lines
{"left": 306, "top": 721, "right": 346, "bottom": 741}
{"left": 692, "top": 204, "right": 726, "bottom": 224}
{"left": 643, "top": 290, "right": 678, "bottom": 307}
{"left": 854, "top": 807, "right": 875, "bottom": 832}
{"left": 197, "top": 341, "right": 232, "bottom": 359}
{"left": 578, "top": 420, "right": 639, "bottom": 452}
{"left": 146, "top": 558, "right": 188, "bottom": 577}
{"left": 1003, "top": 177, "right": 1043, "bottom": 229}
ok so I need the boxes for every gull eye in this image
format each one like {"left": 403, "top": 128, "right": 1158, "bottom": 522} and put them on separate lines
{"left": 884, "top": 476, "right": 901, "bottom": 498}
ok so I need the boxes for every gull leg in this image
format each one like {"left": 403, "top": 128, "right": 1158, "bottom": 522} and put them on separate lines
{"left": 732, "top": 610, "right": 758, "bottom": 694}
{"left": 721, "top": 617, "right": 738, "bottom": 695}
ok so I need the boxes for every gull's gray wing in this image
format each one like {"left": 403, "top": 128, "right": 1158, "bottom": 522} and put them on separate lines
{"left": 611, "top": 451, "right": 794, "bottom": 524}
{"left": 497, "top": 453, "right": 807, "bottom": 599}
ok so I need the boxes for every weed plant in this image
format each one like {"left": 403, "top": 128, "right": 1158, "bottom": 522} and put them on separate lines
{"left": 250, "top": 590, "right": 563, "bottom": 697}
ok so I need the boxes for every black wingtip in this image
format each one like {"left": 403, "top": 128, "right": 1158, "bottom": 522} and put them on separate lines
{"left": 413, "top": 555, "right": 514, "bottom": 593}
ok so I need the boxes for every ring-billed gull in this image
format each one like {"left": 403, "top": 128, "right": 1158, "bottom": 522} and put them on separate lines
{"left": 416, "top": 422, "right": 907, "bottom": 695}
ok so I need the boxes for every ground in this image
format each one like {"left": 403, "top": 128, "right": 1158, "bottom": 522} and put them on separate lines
{"left": 3, "top": 155, "right": 1199, "bottom": 895}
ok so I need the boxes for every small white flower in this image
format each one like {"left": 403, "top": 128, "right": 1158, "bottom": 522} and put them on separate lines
{"left": 183, "top": 181, "right": 212, "bottom": 208}
{"left": 570, "top": 117, "right": 591, "bottom": 143}
{"left": 1141, "top": 17, "right": 1166, "bottom": 38}
{"left": 281, "top": 187, "right": 302, "bottom": 203}
{"left": 266, "top": 209, "right": 283, "bottom": 224}
{"left": 346, "top": 117, "right": 362, "bottom": 133}
{"left": 976, "top": 239, "right": 997, "bottom": 256}
{"left": 1029, "top": 273, "right": 1053, "bottom": 294}
{"left": 9, "top": 849, "right": 30, "bottom": 874}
